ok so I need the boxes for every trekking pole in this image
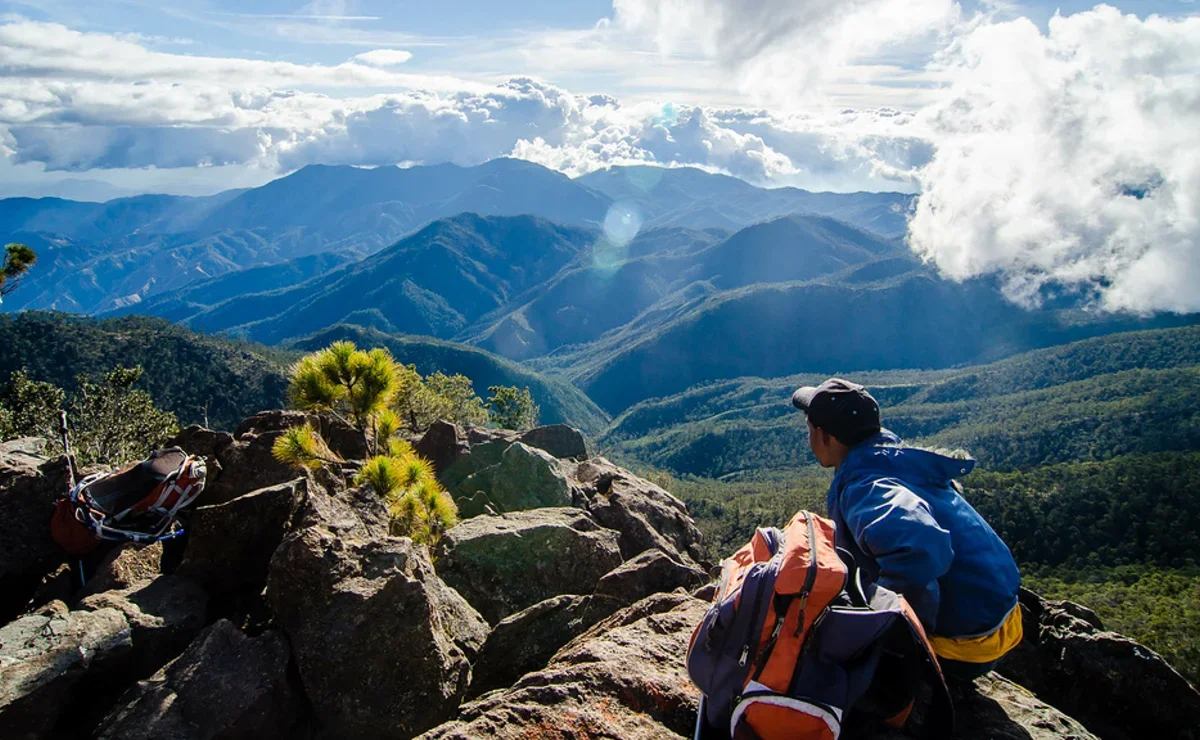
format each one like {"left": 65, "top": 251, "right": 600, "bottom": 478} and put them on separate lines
{"left": 58, "top": 410, "right": 76, "bottom": 483}
{"left": 58, "top": 410, "right": 88, "bottom": 588}
{"left": 693, "top": 695, "right": 707, "bottom": 740}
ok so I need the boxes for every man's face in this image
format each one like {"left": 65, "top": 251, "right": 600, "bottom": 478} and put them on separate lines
{"left": 806, "top": 418, "right": 831, "bottom": 467}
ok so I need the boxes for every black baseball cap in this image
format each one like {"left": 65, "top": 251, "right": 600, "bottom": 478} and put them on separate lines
{"left": 792, "top": 378, "right": 881, "bottom": 446}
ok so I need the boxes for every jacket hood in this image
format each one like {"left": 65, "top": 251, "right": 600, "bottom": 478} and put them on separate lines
{"left": 835, "top": 429, "right": 975, "bottom": 487}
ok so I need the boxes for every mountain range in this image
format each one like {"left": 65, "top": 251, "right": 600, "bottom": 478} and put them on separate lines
{"left": 3, "top": 159, "right": 1196, "bottom": 417}
{"left": 0, "top": 159, "right": 911, "bottom": 314}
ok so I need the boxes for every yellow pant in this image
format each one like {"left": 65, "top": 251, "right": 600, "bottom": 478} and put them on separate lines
{"left": 930, "top": 604, "right": 1024, "bottom": 664}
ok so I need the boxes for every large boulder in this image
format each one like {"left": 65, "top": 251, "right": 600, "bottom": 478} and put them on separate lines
{"left": 0, "top": 452, "right": 71, "bottom": 622}
{"left": 443, "top": 441, "right": 576, "bottom": 519}
{"left": 594, "top": 549, "right": 708, "bottom": 606}
{"left": 176, "top": 477, "right": 310, "bottom": 615}
{"left": 74, "top": 541, "right": 164, "bottom": 602}
{"left": 414, "top": 421, "right": 471, "bottom": 476}
{"left": 419, "top": 592, "right": 708, "bottom": 739}
{"left": 97, "top": 619, "right": 296, "bottom": 740}
{"left": 78, "top": 575, "right": 209, "bottom": 680}
{"left": 0, "top": 601, "right": 132, "bottom": 738}
{"left": 436, "top": 508, "right": 624, "bottom": 625}
{"left": 466, "top": 593, "right": 625, "bottom": 700}
{"left": 999, "top": 588, "right": 1200, "bottom": 740}
{"left": 267, "top": 485, "right": 489, "bottom": 739}
{"left": 573, "top": 457, "right": 705, "bottom": 567}
{"left": 517, "top": 425, "right": 588, "bottom": 460}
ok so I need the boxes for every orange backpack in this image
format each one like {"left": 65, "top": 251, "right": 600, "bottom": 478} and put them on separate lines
{"left": 687, "top": 510, "right": 952, "bottom": 739}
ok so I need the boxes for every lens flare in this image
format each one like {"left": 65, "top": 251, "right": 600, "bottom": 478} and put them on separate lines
{"left": 603, "top": 202, "right": 642, "bottom": 247}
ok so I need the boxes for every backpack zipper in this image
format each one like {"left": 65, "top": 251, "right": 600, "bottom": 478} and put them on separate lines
{"left": 793, "top": 513, "right": 820, "bottom": 637}
{"left": 738, "top": 530, "right": 786, "bottom": 668}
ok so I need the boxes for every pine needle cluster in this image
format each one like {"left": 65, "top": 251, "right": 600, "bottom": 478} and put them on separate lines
{"left": 356, "top": 445, "right": 458, "bottom": 549}
{"left": 272, "top": 423, "right": 343, "bottom": 470}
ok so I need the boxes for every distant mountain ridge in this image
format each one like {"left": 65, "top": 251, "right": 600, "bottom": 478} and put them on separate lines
{"left": 0, "top": 160, "right": 912, "bottom": 314}
{"left": 578, "top": 165, "right": 913, "bottom": 238}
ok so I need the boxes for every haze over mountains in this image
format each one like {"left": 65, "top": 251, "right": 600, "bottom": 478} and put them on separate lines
{"left": 2, "top": 159, "right": 1195, "bottom": 417}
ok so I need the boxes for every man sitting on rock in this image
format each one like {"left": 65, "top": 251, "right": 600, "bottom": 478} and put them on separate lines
{"left": 792, "top": 378, "right": 1023, "bottom": 683}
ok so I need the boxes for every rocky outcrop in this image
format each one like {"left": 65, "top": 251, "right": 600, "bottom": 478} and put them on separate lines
{"left": 0, "top": 601, "right": 132, "bottom": 738}
{"left": 594, "top": 549, "right": 708, "bottom": 605}
{"left": 466, "top": 593, "right": 625, "bottom": 700}
{"left": 6, "top": 408, "right": 1192, "bottom": 740}
{"left": 78, "top": 575, "right": 209, "bottom": 679}
{"left": 267, "top": 483, "right": 489, "bottom": 739}
{"left": 436, "top": 508, "right": 624, "bottom": 624}
{"left": 0, "top": 450, "right": 72, "bottom": 622}
{"left": 234, "top": 409, "right": 368, "bottom": 461}
{"left": 573, "top": 457, "right": 705, "bottom": 567}
{"left": 176, "top": 477, "right": 309, "bottom": 615}
{"left": 420, "top": 592, "right": 707, "bottom": 739}
{"left": 444, "top": 441, "right": 576, "bottom": 519}
{"left": 172, "top": 411, "right": 365, "bottom": 505}
{"left": 97, "top": 619, "right": 295, "bottom": 740}
{"left": 422, "top": 424, "right": 703, "bottom": 567}
{"left": 999, "top": 588, "right": 1200, "bottom": 740}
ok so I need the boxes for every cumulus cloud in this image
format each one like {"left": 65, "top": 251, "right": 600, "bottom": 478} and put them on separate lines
{"left": 0, "top": 20, "right": 910, "bottom": 189}
{"left": 908, "top": 6, "right": 1200, "bottom": 313}
{"left": 620, "top": 1, "right": 1200, "bottom": 313}
{"left": 353, "top": 49, "right": 414, "bottom": 66}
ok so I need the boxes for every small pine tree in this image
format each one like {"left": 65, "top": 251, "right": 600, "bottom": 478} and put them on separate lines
{"left": 287, "top": 341, "right": 401, "bottom": 453}
{"left": 486, "top": 385, "right": 540, "bottom": 431}
{"left": 355, "top": 443, "right": 458, "bottom": 549}
{"left": 0, "top": 243, "right": 36, "bottom": 301}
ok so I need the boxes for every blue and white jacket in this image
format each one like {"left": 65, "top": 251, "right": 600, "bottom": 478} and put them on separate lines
{"left": 827, "top": 429, "right": 1021, "bottom": 638}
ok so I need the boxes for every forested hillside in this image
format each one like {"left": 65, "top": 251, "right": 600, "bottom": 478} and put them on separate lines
{"left": 0, "top": 312, "right": 290, "bottom": 430}
{"left": 0, "top": 313, "right": 609, "bottom": 434}
{"left": 604, "top": 324, "right": 1200, "bottom": 477}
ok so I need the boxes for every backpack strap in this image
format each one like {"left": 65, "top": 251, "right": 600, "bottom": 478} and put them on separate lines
{"left": 893, "top": 596, "right": 955, "bottom": 739}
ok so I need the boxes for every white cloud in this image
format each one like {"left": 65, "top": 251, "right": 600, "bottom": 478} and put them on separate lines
{"left": 0, "top": 20, "right": 911, "bottom": 190}
{"left": 617, "top": 0, "right": 1200, "bottom": 313}
{"left": 0, "top": 20, "right": 476, "bottom": 91}
{"left": 353, "top": 49, "right": 414, "bottom": 66}
{"left": 614, "top": 0, "right": 961, "bottom": 104}
{"left": 908, "top": 6, "right": 1200, "bottom": 313}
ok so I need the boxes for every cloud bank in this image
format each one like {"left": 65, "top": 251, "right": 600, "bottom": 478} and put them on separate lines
{"left": 0, "top": 19, "right": 917, "bottom": 191}
{"left": 617, "top": 1, "right": 1200, "bottom": 313}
